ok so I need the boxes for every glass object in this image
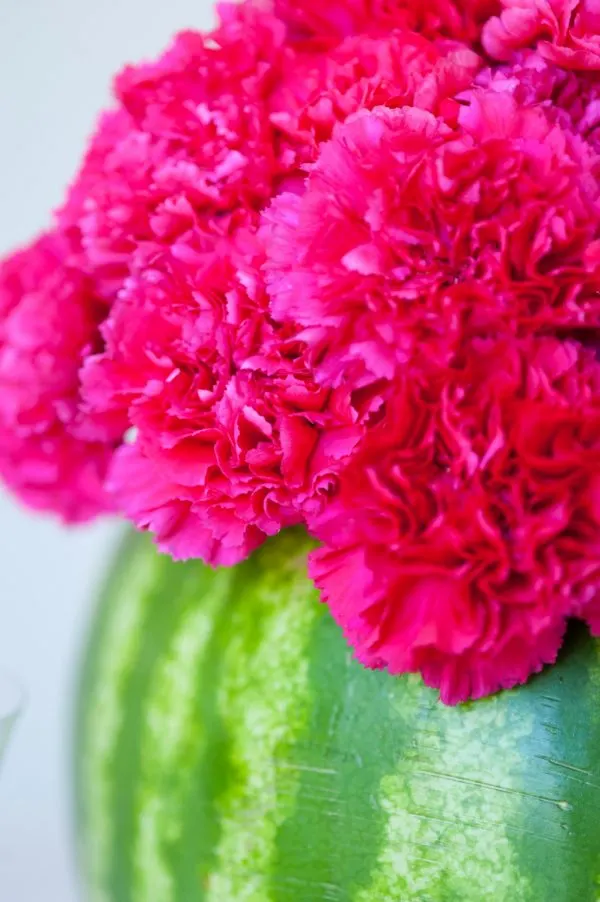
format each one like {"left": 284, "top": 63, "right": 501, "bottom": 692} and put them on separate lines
{"left": 0, "top": 671, "right": 23, "bottom": 769}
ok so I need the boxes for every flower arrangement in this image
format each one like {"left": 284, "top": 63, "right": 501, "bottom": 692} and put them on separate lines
{"left": 2, "top": 0, "right": 600, "bottom": 705}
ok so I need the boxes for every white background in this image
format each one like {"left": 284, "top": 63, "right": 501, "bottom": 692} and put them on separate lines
{"left": 0, "top": 2, "right": 212, "bottom": 899}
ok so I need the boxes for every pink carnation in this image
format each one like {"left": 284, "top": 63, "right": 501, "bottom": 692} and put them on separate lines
{"left": 483, "top": 0, "right": 600, "bottom": 69}
{"left": 57, "top": 2, "right": 317, "bottom": 302}
{"left": 264, "top": 93, "right": 600, "bottom": 389}
{"left": 476, "top": 50, "right": 600, "bottom": 148}
{"left": 271, "top": 0, "right": 500, "bottom": 47}
{"left": 83, "top": 228, "right": 363, "bottom": 562}
{"left": 272, "top": 28, "right": 481, "bottom": 162}
{"left": 309, "top": 337, "right": 600, "bottom": 703}
{"left": 0, "top": 233, "right": 123, "bottom": 521}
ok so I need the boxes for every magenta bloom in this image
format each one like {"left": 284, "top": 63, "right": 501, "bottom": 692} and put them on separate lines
{"left": 272, "top": 0, "right": 500, "bottom": 46}
{"left": 83, "top": 228, "right": 363, "bottom": 563}
{"left": 0, "top": 234, "right": 123, "bottom": 521}
{"left": 483, "top": 0, "right": 600, "bottom": 70}
{"left": 476, "top": 50, "right": 600, "bottom": 149}
{"left": 56, "top": 2, "right": 320, "bottom": 304}
{"left": 3, "top": 0, "right": 600, "bottom": 702}
{"left": 309, "top": 337, "right": 600, "bottom": 703}
{"left": 265, "top": 93, "right": 600, "bottom": 388}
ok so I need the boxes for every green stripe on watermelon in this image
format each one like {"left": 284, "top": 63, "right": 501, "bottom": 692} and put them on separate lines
{"left": 204, "top": 529, "right": 322, "bottom": 901}
{"left": 167, "top": 569, "right": 238, "bottom": 902}
{"left": 165, "top": 532, "right": 318, "bottom": 902}
{"left": 131, "top": 566, "right": 233, "bottom": 902}
{"left": 109, "top": 554, "right": 202, "bottom": 902}
{"left": 270, "top": 610, "right": 408, "bottom": 901}
{"left": 510, "top": 626, "right": 600, "bottom": 901}
{"left": 76, "top": 529, "right": 167, "bottom": 902}
{"left": 356, "top": 676, "right": 533, "bottom": 900}
{"left": 76, "top": 529, "right": 600, "bottom": 902}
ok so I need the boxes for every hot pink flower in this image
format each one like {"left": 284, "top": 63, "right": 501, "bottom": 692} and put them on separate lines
{"left": 309, "top": 337, "right": 600, "bottom": 703}
{"left": 264, "top": 93, "right": 600, "bottom": 389}
{"left": 271, "top": 28, "right": 481, "bottom": 163}
{"left": 84, "top": 227, "right": 363, "bottom": 562}
{"left": 270, "top": 0, "right": 500, "bottom": 47}
{"left": 105, "top": 368, "right": 361, "bottom": 565}
{"left": 476, "top": 50, "right": 600, "bottom": 148}
{"left": 483, "top": 0, "right": 600, "bottom": 70}
{"left": 57, "top": 2, "right": 318, "bottom": 302}
{"left": 0, "top": 233, "right": 124, "bottom": 521}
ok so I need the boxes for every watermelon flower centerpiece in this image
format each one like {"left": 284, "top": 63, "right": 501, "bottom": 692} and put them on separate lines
{"left": 3, "top": 1, "right": 600, "bottom": 899}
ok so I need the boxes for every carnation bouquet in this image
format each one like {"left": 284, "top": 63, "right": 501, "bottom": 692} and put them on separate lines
{"left": 3, "top": 1, "right": 600, "bottom": 899}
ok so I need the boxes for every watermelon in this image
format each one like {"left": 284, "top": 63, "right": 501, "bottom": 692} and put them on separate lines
{"left": 75, "top": 527, "right": 600, "bottom": 902}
